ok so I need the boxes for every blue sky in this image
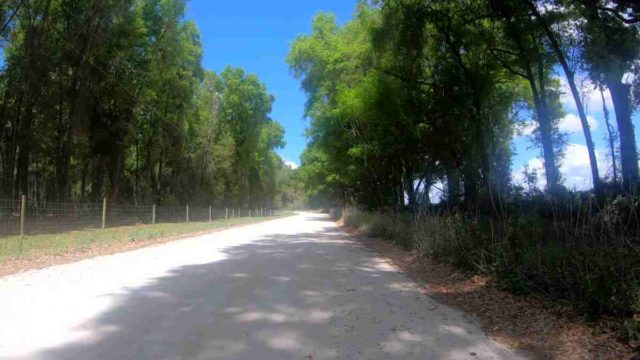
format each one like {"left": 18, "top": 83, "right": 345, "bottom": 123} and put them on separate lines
{"left": 186, "top": 0, "right": 358, "bottom": 168}
{"left": 186, "top": 0, "right": 637, "bottom": 190}
{"left": 511, "top": 75, "right": 640, "bottom": 190}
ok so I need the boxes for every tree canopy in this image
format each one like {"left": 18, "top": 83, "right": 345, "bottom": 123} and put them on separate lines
{"left": 288, "top": 0, "right": 640, "bottom": 210}
{"left": 0, "top": 0, "right": 290, "bottom": 208}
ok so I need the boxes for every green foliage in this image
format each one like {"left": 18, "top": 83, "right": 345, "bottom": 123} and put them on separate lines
{"left": 274, "top": 162, "right": 306, "bottom": 210}
{"left": 0, "top": 0, "right": 287, "bottom": 208}
{"left": 288, "top": 1, "right": 560, "bottom": 209}
{"left": 291, "top": 1, "right": 640, "bottom": 327}
{"left": 289, "top": 0, "right": 640, "bottom": 204}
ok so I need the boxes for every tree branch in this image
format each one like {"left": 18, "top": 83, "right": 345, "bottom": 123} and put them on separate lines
{"left": 596, "top": 6, "right": 640, "bottom": 24}
{"left": 488, "top": 49, "right": 528, "bottom": 79}
{"left": 377, "top": 68, "right": 434, "bottom": 87}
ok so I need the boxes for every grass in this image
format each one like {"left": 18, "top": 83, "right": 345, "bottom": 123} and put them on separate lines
{"left": 0, "top": 213, "right": 293, "bottom": 264}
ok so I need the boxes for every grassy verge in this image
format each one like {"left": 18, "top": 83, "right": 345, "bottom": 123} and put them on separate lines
{"left": 342, "top": 207, "right": 640, "bottom": 347}
{"left": 0, "top": 213, "right": 293, "bottom": 274}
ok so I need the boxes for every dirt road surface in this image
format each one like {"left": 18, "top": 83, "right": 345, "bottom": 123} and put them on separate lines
{"left": 0, "top": 212, "right": 526, "bottom": 360}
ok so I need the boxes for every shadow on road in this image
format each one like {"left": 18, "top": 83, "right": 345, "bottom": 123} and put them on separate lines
{"left": 30, "top": 221, "right": 517, "bottom": 359}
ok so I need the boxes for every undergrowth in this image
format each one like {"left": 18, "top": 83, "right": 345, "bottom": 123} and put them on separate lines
{"left": 342, "top": 198, "right": 640, "bottom": 340}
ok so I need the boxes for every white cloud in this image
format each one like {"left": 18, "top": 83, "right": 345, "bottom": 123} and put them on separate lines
{"left": 558, "top": 113, "right": 598, "bottom": 133}
{"left": 515, "top": 113, "right": 598, "bottom": 138}
{"left": 429, "top": 181, "right": 444, "bottom": 204}
{"left": 284, "top": 161, "right": 299, "bottom": 169}
{"left": 559, "top": 75, "right": 612, "bottom": 116}
{"left": 561, "top": 144, "right": 593, "bottom": 190}
{"left": 516, "top": 121, "right": 537, "bottom": 137}
{"left": 513, "top": 144, "right": 609, "bottom": 191}
{"left": 623, "top": 72, "right": 635, "bottom": 85}
{"left": 512, "top": 157, "right": 546, "bottom": 189}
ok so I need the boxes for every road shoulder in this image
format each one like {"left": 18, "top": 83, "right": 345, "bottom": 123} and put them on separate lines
{"left": 0, "top": 215, "right": 293, "bottom": 277}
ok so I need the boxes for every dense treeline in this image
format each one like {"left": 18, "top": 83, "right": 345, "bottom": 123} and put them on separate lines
{"left": 289, "top": 0, "right": 640, "bottom": 326}
{"left": 0, "top": 0, "right": 289, "bottom": 207}
{"left": 289, "top": 0, "right": 639, "bottom": 209}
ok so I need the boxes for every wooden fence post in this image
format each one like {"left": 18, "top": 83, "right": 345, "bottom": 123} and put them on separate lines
{"left": 20, "top": 195, "right": 26, "bottom": 237}
{"left": 209, "top": 206, "right": 212, "bottom": 222}
{"left": 152, "top": 204, "right": 156, "bottom": 224}
{"left": 101, "top": 197, "right": 107, "bottom": 229}
{"left": 225, "top": 208, "right": 228, "bottom": 220}
{"left": 186, "top": 204, "right": 189, "bottom": 222}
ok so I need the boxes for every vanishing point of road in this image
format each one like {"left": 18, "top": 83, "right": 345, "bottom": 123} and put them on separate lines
{"left": 0, "top": 212, "right": 525, "bottom": 360}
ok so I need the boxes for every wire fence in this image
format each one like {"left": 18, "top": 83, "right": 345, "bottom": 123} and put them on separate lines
{"left": 0, "top": 197, "right": 274, "bottom": 237}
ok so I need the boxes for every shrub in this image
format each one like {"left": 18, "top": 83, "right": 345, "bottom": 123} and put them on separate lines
{"left": 343, "top": 198, "right": 640, "bottom": 320}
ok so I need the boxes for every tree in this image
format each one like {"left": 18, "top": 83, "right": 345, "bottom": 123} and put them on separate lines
{"left": 527, "top": 0, "right": 602, "bottom": 192}
{"left": 0, "top": 0, "right": 288, "bottom": 208}
{"left": 489, "top": 0, "right": 566, "bottom": 193}
{"left": 289, "top": 1, "right": 527, "bottom": 209}
{"left": 217, "top": 66, "right": 277, "bottom": 207}
{"left": 578, "top": 0, "right": 640, "bottom": 191}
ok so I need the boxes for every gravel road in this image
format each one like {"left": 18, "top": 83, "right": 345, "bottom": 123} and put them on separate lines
{"left": 0, "top": 212, "right": 526, "bottom": 360}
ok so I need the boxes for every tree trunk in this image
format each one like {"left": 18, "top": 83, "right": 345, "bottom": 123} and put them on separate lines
{"left": 446, "top": 166, "right": 461, "bottom": 206}
{"left": 600, "top": 87, "right": 618, "bottom": 184}
{"left": 16, "top": 105, "right": 33, "bottom": 197}
{"left": 404, "top": 169, "right": 417, "bottom": 211}
{"left": 2, "top": 92, "right": 21, "bottom": 198}
{"left": 54, "top": 98, "right": 71, "bottom": 201}
{"left": 535, "top": 48, "right": 563, "bottom": 194}
{"left": 555, "top": 65, "right": 601, "bottom": 192}
{"left": 527, "top": 76, "right": 560, "bottom": 193}
{"left": 155, "top": 150, "right": 163, "bottom": 205}
{"left": 91, "top": 158, "right": 104, "bottom": 201}
{"left": 506, "top": 17, "right": 561, "bottom": 193}
{"left": 80, "top": 160, "right": 88, "bottom": 201}
{"left": 538, "top": 115, "right": 560, "bottom": 192}
{"left": 607, "top": 79, "right": 638, "bottom": 191}
{"left": 108, "top": 150, "right": 123, "bottom": 202}
{"left": 17, "top": 0, "right": 53, "bottom": 198}
{"left": 528, "top": 0, "right": 601, "bottom": 192}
